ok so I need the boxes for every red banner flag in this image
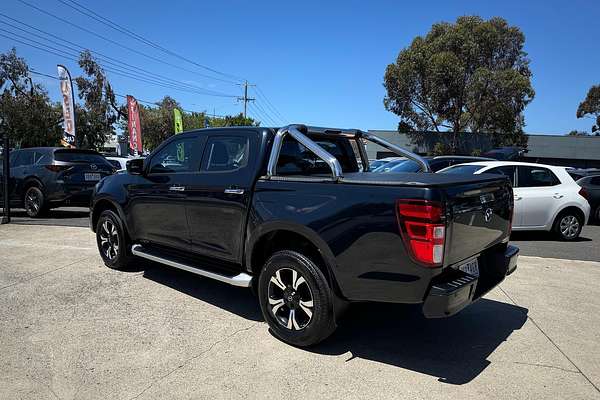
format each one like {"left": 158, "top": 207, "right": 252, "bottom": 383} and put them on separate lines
{"left": 127, "top": 95, "right": 143, "bottom": 156}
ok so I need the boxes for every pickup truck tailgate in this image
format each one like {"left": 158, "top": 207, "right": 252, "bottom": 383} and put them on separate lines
{"left": 444, "top": 176, "right": 513, "bottom": 266}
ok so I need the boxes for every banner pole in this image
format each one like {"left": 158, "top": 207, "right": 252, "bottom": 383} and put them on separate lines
{"left": 1, "top": 124, "right": 10, "bottom": 224}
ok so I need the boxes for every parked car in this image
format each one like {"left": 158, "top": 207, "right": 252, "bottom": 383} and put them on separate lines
{"left": 575, "top": 174, "right": 600, "bottom": 222}
{"left": 439, "top": 161, "right": 591, "bottom": 240}
{"left": 567, "top": 168, "right": 600, "bottom": 181}
{"left": 375, "top": 156, "right": 494, "bottom": 173}
{"left": 105, "top": 156, "right": 144, "bottom": 173}
{"left": 481, "top": 147, "right": 528, "bottom": 161}
{"left": 90, "top": 124, "right": 518, "bottom": 346}
{"left": 0, "top": 147, "right": 115, "bottom": 217}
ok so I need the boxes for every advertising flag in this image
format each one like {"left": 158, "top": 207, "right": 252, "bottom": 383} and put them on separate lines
{"left": 174, "top": 108, "right": 183, "bottom": 134}
{"left": 57, "top": 65, "right": 76, "bottom": 148}
{"left": 127, "top": 95, "right": 143, "bottom": 156}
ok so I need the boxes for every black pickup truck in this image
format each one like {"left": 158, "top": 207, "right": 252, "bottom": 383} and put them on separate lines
{"left": 90, "top": 124, "right": 518, "bottom": 346}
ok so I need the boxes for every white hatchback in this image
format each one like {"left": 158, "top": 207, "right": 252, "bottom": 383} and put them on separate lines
{"left": 439, "top": 161, "right": 591, "bottom": 240}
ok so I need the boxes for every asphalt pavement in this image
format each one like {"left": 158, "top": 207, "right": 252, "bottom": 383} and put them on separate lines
{"left": 1, "top": 224, "right": 600, "bottom": 399}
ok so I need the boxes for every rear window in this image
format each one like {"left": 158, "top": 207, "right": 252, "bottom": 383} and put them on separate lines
{"left": 438, "top": 165, "right": 483, "bottom": 175}
{"left": 388, "top": 160, "right": 422, "bottom": 173}
{"left": 276, "top": 136, "right": 359, "bottom": 175}
{"left": 54, "top": 151, "right": 110, "bottom": 165}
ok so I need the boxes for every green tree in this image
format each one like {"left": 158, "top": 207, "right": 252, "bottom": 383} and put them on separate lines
{"left": 566, "top": 130, "right": 590, "bottom": 136}
{"left": 576, "top": 85, "right": 600, "bottom": 134}
{"left": 0, "top": 48, "right": 62, "bottom": 147}
{"left": 74, "top": 50, "right": 123, "bottom": 150}
{"left": 208, "top": 113, "right": 258, "bottom": 128}
{"left": 384, "top": 16, "right": 534, "bottom": 152}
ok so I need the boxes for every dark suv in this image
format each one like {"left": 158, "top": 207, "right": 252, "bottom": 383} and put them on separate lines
{"left": 0, "top": 147, "right": 115, "bottom": 217}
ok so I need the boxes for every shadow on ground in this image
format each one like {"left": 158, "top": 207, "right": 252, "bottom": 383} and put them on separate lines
{"left": 138, "top": 261, "right": 528, "bottom": 385}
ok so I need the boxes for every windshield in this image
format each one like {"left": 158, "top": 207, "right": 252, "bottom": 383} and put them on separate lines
{"left": 54, "top": 151, "right": 111, "bottom": 166}
{"left": 438, "top": 164, "right": 483, "bottom": 174}
{"left": 386, "top": 160, "right": 422, "bottom": 173}
{"left": 373, "top": 159, "right": 406, "bottom": 172}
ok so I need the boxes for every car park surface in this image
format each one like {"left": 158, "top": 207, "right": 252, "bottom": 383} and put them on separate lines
{"left": 1, "top": 223, "right": 599, "bottom": 399}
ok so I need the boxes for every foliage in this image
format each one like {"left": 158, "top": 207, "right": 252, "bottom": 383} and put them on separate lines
{"left": 384, "top": 16, "right": 534, "bottom": 152}
{"left": 566, "top": 130, "right": 591, "bottom": 136}
{"left": 576, "top": 85, "right": 600, "bottom": 133}
{"left": 74, "top": 50, "right": 123, "bottom": 150}
{"left": 432, "top": 142, "right": 448, "bottom": 156}
{"left": 0, "top": 48, "right": 62, "bottom": 147}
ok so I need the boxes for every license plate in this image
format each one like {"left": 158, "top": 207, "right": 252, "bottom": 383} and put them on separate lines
{"left": 458, "top": 258, "right": 479, "bottom": 277}
{"left": 84, "top": 173, "right": 101, "bottom": 181}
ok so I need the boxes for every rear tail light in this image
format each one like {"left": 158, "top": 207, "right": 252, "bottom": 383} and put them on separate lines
{"left": 44, "top": 164, "right": 71, "bottom": 173}
{"left": 396, "top": 200, "right": 445, "bottom": 267}
{"left": 579, "top": 187, "right": 590, "bottom": 201}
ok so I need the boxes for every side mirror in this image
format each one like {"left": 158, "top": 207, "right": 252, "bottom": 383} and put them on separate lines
{"left": 126, "top": 158, "right": 144, "bottom": 175}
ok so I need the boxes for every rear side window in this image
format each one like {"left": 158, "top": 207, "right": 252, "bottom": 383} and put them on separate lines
{"left": 54, "top": 151, "right": 109, "bottom": 165}
{"left": 148, "top": 137, "right": 200, "bottom": 174}
{"left": 429, "top": 160, "right": 451, "bottom": 172}
{"left": 486, "top": 166, "right": 516, "bottom": 186}
{"left": 201, "top": 136, "right": 249, "bottom": 172}
{"left": 517, "top": 166, "right": 559, "bottom": 187}
{"left": 276, "top": 136, "right": 359, "bottom": 175}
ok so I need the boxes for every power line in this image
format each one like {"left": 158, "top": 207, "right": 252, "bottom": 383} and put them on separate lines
{"left": 15, "top": 0, "right": 240, "bottom": 85}
{"left": 237, "top": 81, "right": 255, "bottom": 119}
{"left": 0, "top": 31, "right": 237, "bottom": 98}
{"left": 254, "top": 86, "right": 288, "bottom": 123}
{"left": 0, "top": 16, "right": 237, "bottom": 98}
{"left": 28, "top": 69, "right": 230, "bottom": 118}
{"left": 55, "top": 0, "right": 245, "bottom": 83}
{"left": 249, "top": 102, "right": 277, "bottom": 126}
{"left": 252, "top": 100, "right": 279, "bottom": 126}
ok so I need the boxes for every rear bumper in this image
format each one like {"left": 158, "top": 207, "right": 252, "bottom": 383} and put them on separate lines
{"left": 46, "top": 182, "right": 95, "bottom": 206}
{"left": 422, "top": 245, "right": 518, "bottom": 318}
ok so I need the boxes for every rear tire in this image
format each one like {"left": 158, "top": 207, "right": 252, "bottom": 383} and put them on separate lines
{"left": 23, "top": 186, "right": 47, "bottom": 218}
{"left": 553, "top": 211, "right": 583, "bottom": 241}
{"left": 96, "top": 210, "right": 133, "bottom": 270}
{"left": 258, "top": 250, "right": 336, "bottom": 347}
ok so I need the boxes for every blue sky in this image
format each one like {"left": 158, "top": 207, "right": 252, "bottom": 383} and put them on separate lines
{"left": 1, "top": 0, "right": 599, "bottom": 134}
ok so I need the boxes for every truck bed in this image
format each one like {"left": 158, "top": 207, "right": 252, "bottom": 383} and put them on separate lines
{"left": 340, "top": 172, "right": 509, "bottom": 187}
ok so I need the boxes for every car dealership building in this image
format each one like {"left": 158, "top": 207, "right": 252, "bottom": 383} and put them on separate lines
{"left": 366, "top": 131, "right": 600, "bottom": 169}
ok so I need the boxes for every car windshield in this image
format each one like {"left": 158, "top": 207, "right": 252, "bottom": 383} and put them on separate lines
{"left": 54, "top": 151, "right": 111, "bottom": 165}
{"left": 386, "top": 160, "right": 422, "bottom": 173}
{"left": 438, "top": 164, "right": 483, "bottom": 174}
{"left": 372, "top": 159, "right": 406, "bottom": 172}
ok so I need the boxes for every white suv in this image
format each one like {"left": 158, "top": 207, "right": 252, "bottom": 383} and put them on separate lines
{"left": 439, "top": 161, "right": 591, "bottom": 240}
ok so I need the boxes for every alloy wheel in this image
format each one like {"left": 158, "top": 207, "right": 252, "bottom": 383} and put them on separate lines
{"left": 559, "top": 215, "right": 580, "bottom": 239}
{"left": 99, "top": 220, "right": 119, "bottom": 261}
{"left": 267, "top": 268, "right": 314, "bottom": 330}
{"left": 24, "top": 189, "right": 41, "bottom": 215}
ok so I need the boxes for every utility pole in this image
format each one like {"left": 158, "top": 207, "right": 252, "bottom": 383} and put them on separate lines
{"left": 237, "top": 80, "right": 255, "bottom": 119}
{"left": 1, "top": 119, "right": 10, "bottom": 224}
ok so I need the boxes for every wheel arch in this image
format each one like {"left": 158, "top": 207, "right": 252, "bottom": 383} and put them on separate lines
{"left": 246, "top": 222, "right": 343, "bottom": 297}
{"left": 91, "top": 197, "right": 128, "bottom": 234}
{"left": 552, "top": 205, "right": 586, "bottom": 228}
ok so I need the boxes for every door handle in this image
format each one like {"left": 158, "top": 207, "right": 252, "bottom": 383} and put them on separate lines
{"left": 553, "top": 194, "right": 564, "bottom": 199}
{"left": 224, "top": 188, "right": 244, "bottom": 195}
{"left": 169, "top": 186, "right": 186, "bottom": 192}
{"left": 514, "top": 195, "right": 522, "bottom": 201}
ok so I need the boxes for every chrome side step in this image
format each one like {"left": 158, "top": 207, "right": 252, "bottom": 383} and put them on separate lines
{"left": 131, "top": 244, "right": 252, "bottom": 288}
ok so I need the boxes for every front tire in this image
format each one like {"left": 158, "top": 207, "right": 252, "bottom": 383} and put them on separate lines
{"left": 24, "top": 186, "right": 47, "bottom": 218}
{"left": 553, "top": 211, "right": 583, "bottom": 241}
{"left": 258, "top": 250, "right": 336, "bottom": 347}
{"left": 96, "top": 210, "right": 133, "bottom": 270}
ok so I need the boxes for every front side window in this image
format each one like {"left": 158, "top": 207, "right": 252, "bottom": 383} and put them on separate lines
{"left": 201, "top": 136, "right": 249, "bottom": 172}
{"left": 148, "top": 137, "right": 200, "bottom": 174}
{"left": 517, "top": 166, "right": 559, "bottom": 187}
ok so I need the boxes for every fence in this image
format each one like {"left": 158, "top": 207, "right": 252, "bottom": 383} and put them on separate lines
{"left": 1, "top": 129, "right": 10, "bottom": 224}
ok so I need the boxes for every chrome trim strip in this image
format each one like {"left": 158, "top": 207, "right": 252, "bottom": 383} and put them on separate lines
{"left": 361, "top": 132, "right": 431, "bottom": 172}
{"left": 131, "top": 244, "right": 252, "bottom": 287}
{"left": 266, "top": 125, "right": 343, "bottom": 181}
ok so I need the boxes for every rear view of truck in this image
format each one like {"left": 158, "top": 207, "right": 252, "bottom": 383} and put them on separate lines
{"left": 251, "top": 125, "right": 518, "bottom": 346}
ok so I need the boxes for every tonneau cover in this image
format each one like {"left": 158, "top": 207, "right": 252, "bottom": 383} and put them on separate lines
{"left": 339, "top": 172, "right": 508, "bottom": 187}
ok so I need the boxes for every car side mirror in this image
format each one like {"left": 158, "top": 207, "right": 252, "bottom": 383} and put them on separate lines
{"left": 126, "top": 158, "right": 144, "bottom": 175}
